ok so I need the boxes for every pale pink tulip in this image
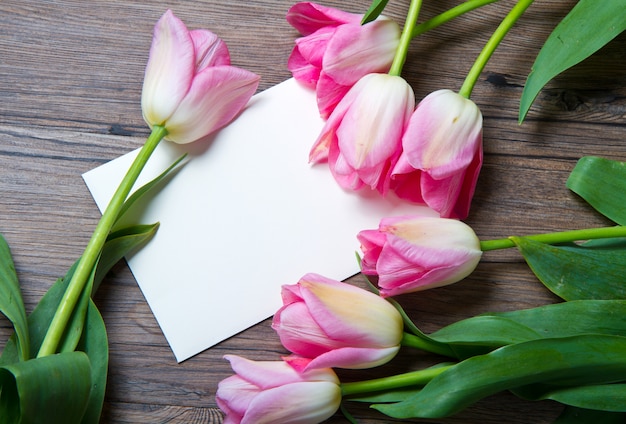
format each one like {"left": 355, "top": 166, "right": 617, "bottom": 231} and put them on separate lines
{"left": 310, "top": 73, "right": 414, "bottom": 194}
{"left": 287, "top": 2, "right": 400, "bottom": 118}
{"left": 142, "top": 10, "right": 260, "bottom": 144}
{"left": 390, "top": 89, "right": 483, "bottom": 219}
{"left": 272, "top": 273, "right": 403, "bottom": 371}
{"left": 216, "top": 355, "right": 341, "bottom": 424}
{"left": 358, "top": 214, "right": 482, "bottom": 297}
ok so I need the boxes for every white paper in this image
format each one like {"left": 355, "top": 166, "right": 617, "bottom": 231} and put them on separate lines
{"left": 83, "top": 78, "right": 426, "bottom": 362}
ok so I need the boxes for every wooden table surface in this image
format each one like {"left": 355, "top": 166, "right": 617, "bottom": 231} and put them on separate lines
{"left": 1, "top": 0, "right": 624, "bottom": 422}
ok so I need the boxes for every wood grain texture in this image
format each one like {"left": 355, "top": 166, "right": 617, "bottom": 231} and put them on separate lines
{"left": 0, "top": 0, "right": 624, "bottom": 422}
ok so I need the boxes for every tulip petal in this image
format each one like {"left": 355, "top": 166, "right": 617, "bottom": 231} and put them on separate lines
{"left": 273, "top": 302, "right": 343, "bottom": 357}
{"left": 141, "top": 10, "right": 195, "bottom": 127}
{"left": 286, "top": 2, "right": 360, "bottom": 35}
{"left": 299, "top": 275, "right": 402, "bottom": 346}
{"left": 403, "top": 90, "right": 483, "bottom": 179}
{"left": 224, "top": 355, "right": 302, "bottom": 389}
{"left": 287, "top": 47, "right": 321, "bottom": 87}
{"left": 164, "top": 66, "right": 260, "bottom": 143}
{"left": 216, "top": 375, "right": 258, "bottom": 418}
{"left": 322, "top": 20, "right": 400, "bottom": 85}
{"left": 305, "top": 345, "right": 400, "bottom": 370}
{"left": 242, "top": 381, "right": 341, "bottom": 424}
{"left": 190, "top": 29, "right": 230, "bottom": 70}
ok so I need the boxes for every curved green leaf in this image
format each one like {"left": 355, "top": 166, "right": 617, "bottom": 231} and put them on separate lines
{"left": 94, "top": 223, "right": 159, "bottom": 294}
{"left": 0, "top": 234, "right": 29, "bottom": 362}
{"left": 113, "top": 154, "right": 186, "bottom": 231}
{"left": 514, "top": 383, "right": 626, "bottom": 412}
{"left": 77, "top": 300, "right": 108, "bottom": 424}
{"left": 0, "top": 351, "right": 92, "bottom": 424}
{"left": 519, "top": 0, "right": 626, "bottom": 122}
{"left": 566, "top": 156, "right": 626, "bottom": 226}
{"left": 373, "top": 335, "right": 626, "bottom": 419}
{"left": 511, "top": 236, "right": 626, "bottom": 300}
{"left": 361, "top": 0, "right": 390, "bottom": 24}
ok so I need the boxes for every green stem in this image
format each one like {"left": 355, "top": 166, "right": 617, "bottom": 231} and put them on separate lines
{"left": 388, "top": 0, "right": 423, "bottom": 76}
{"left": 411, "top": 0, "right": 501, "bottom": 38}
{"left": 341, "top": 364, "right": 454, "bottom": 397}
{"left": 401, "top": 332, "right": 456, "bottom": 358}
{"left": 458, "top": 0, "right": 534, "bottom": 98}
{"left": 37, "top": 125, "right": 168, "bottom": 358}
{"left": 480, "top": 226, "right": 626, "bottom": 252}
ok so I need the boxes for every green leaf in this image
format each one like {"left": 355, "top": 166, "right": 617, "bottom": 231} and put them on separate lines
{"left": 511, "top": 236, "right": 626, "bottom": 300}
{"left": 113, "top": 154, "right": 186, "bottom": 230}
{"left": 76, "top": 300, "right": 108, "bottom": 424}
{"left": 361, "top": 0, "right": 389, "bottom": 24}
{"left": 373, "top": 335, "right": 626, "bottom": 419}
{"left": 519, "top": 0, "right": 626, "bottom": 122}
{"left": 429, "top": 300, "right": 626, "bottom": 359}
{"left": 94, "top": 223, "right": 159, "bottom": 294}
{"left": 0, "top": 234, "right": 29, "bottom": 362}
{"left": 566, "top": 156, "right": 626, "bottom": 226}
{"left": 0, "top": 223, "right": 157, "bottom": 363}
{"left": 514, "top": 382, "right": 626, "bottom": 412}
{"left": 0, "top": 351, "right": 92, "bottom": 424}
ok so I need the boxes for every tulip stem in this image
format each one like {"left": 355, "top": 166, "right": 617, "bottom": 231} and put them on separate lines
{"left": 411, "top": 0, "right": 501, "bottom": 38}
{"left": 389, "top": 0, "right": 423, "bottom": 76}
{"left": 480, "top": 226, "right": 626, "bottom": 252}
{"left": 458, "top": 0, "right": 534, "bottom": 99}
{"left": 37, "top": 125, "right": 168, "bottom": 358}
{"left": 341, "top": 363, "right": 454, "bottom": 397}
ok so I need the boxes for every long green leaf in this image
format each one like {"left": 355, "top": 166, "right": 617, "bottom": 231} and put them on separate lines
{"left": 94, "top": 223, "right": 159, "bottom": 294}
{"left": 566, "top": 156, "right": 626, "bottom": 226}
{"left": 76, "top": 300, "right": 108, "bottom": 424}
{"left": 0, "top": 351, "right": 92, "bottom": 424}
{"left": 511, "top": 236, "right": 626, "bottom": 300}
{"left": 361, "top": 0, "right": 390, "bottom": 24}
{"left": 0, "top": 234, "right": 29, "bottom": 362}
{"left": 0, "top": 223, "right": 158, "bottom": 363}
{"left": 113, "top": 154, "right": 186, "bottom": 231}
{"left": 514, "top": 383, "right": 626, "bottom": 412}
{"left": 373, "top": 335, "right": 626, "bottom": 419}
{"left": 519, "top": 0, "right": 626, "bottom": 122}
{"left": 431, "top": 300, "right": 626, "bottom": 353}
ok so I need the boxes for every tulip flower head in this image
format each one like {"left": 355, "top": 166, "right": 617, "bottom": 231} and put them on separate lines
{"left": 358, "top": 214, "right": 482, "bottom": 297}
{"left": 309, "top": 73, "right": 414, "bottom": 194}
{"left": 391, "top": 89, "right": 483, "bottom": 219}
{"left": 216, "top": 355, "right": 341, "bottom": 424}
{"left": 272, "top": 273, "right": 403, "bottom": 371}
{"left": 287, "top": 2, "right": 401, "bottom": 118}
{"left": 142, "top": 10, "right": 260, "bottom": 144}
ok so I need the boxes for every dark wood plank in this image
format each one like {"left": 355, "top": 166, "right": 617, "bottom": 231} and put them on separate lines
{"left": 1, "top": 0, "right": 624, "bottom": 422}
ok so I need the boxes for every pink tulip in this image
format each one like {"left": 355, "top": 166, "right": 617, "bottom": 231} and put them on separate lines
{"left": 390, "top": 89, "right": 483, "bottom": 219}
{"left": 287, "top": 2, "right": 401, "bottom": 118}
{"left": 272, "top": 273, "right": 403, "bottom": 371}
{"left": 141, "top": 10, "right": 260, "bottom": 144}
{"left": 216, "top": 355, "right": 341, "bottom": 424}
{"left": 358, "top": 214, "right": 482, "bottom": 297}
{"left": 309, "top": 73, "right": 414, "bottom": 194}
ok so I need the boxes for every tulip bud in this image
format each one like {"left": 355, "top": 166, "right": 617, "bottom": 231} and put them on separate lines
{"left": 309, "top": 73, "right": 414, "bottom": 194}
{"left": 141, "top": 10, "right": 260, "bottom": 144}
{"left": 287, "top": 2, "right": 401, "bottom": 118}
{"left": 358, "top": 214, "right": 482, "bottom": 297}
{"left": 391, "top": 89, "right": 483, "bottom": 219}
{"left": 272, "top": 273, "right": 403, "bottom": 370}
{"left": 216, "top": 355, "right": 341, "bottom": 424}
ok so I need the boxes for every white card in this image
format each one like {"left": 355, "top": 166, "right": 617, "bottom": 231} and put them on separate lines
{"left": 83, "top": 78, "right": 426, "bottom": 361}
